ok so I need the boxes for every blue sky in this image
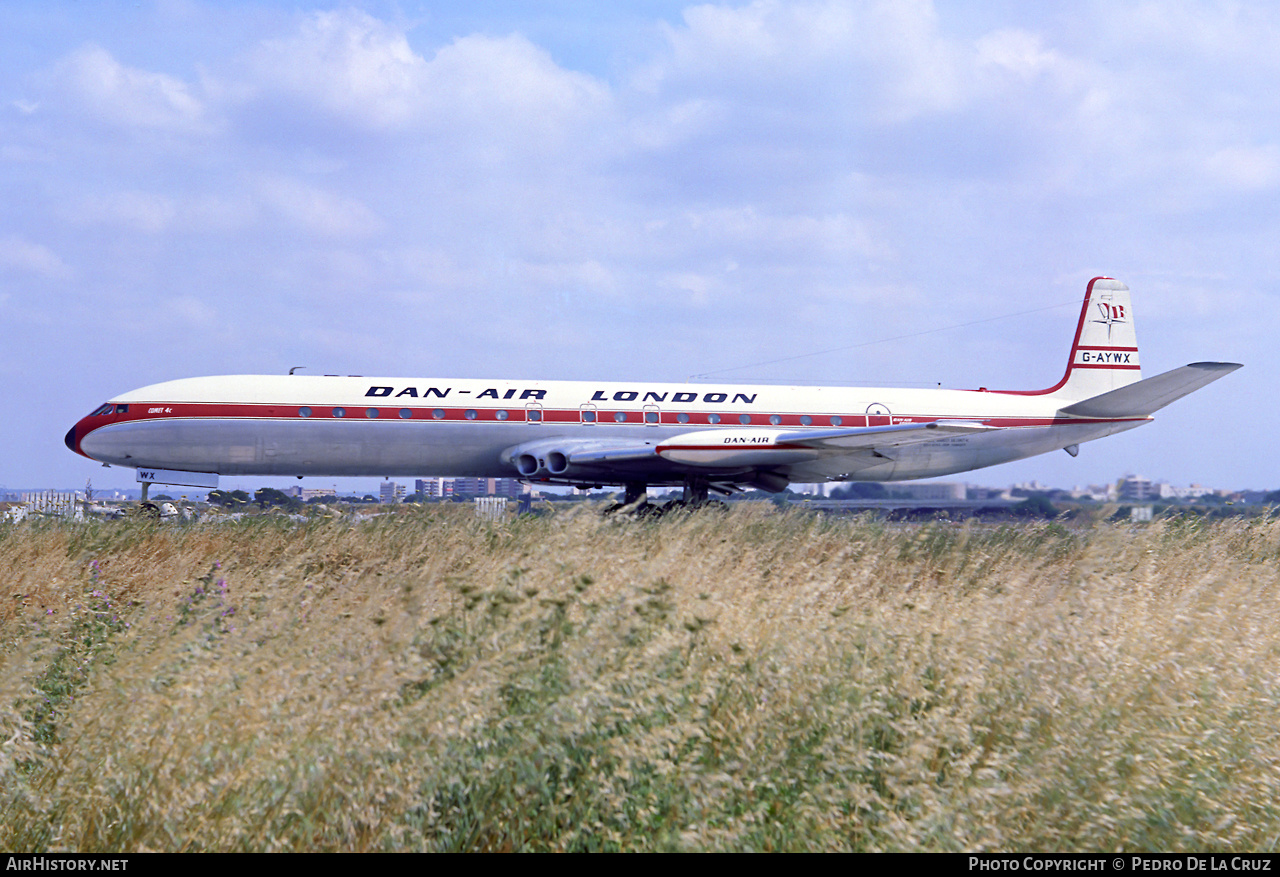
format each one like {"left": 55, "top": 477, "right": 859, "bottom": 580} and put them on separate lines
{"left": 3, "top": 0, "right": 1275, "bottom": 494}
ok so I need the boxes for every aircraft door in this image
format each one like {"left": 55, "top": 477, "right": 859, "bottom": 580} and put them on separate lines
{"left": 867, "top": 403, "right": 891, "bottom": 427}
{"left": 643, "top": 403, "right": 661, "bottom": 426}
{"left": 525, "top": 402, "right": 544, "bottom": 423}
{"left": 580, "top": 403, "right": 597, "bottom": 424}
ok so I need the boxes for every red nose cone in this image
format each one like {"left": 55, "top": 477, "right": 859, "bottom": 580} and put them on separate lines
{"left": 65, "top": 421, "right": 88, "bottom": 458}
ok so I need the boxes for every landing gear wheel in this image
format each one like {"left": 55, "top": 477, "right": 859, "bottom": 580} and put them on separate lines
{"left": 682, "top": 476, "right": 711, "bottom": 507}
{"left": 133, "top": 502, "right": 161, "bottom": 520}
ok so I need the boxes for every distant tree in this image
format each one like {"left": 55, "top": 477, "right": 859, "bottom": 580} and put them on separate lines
{"left": 153, "top": 494, "right": 173, "bottom": 501}
{"left": 208, "top": 489, "right": 250, "bottom": 507}
{"left": 1012, "top": 494, "right": 1058, "bottom": 519}
{"left": 254, "top": 488, "right": 302, "bottom": 510}
{"left": 1264, "top": 490, "right": 1280, "bottom": 504}
{"left": 829, "top": 482, "right": 888, "bottom": 499}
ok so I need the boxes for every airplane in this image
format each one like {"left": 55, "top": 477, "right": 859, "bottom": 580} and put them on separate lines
{"left": 66, "top": 277, "right": 1240, "bottom": 507}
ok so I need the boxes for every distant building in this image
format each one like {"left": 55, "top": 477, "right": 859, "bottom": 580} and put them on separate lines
{"left": 444, "top": 477, "right": 525, "bottom": 499}
{"left": 379, "top": 481, "right": 406, "bottom": 504}
{"left": 493, "top": 478, "right": 525, "bottom": 498}
{"left": 448, "top": 477, "right": 488, "bottom": 499}
{"left": 1160, "top": 483, "right": 1216, "bottom": 500}
{"left": 1117, "top": 475, "right": 1157, "bottom": 502}
{"left": 893, "top": 482, "right": 966, "bottom": 501}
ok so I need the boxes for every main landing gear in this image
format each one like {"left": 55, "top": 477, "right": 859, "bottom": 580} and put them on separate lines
{"left": 682, "top": 475, "right": 710, "bottom": 506}
{"left": 602, "top": 481, "right": 650, "bottom": 516}
{"left": 602, "top": 476, "right": 719, "bottom": 517}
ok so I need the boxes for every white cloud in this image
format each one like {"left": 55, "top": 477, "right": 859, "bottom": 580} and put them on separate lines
{"left": 422, "top": 33, "right": 610, "bottom": 145}
{"left": 243, "top": 9, "right": 610, "bottom": 149}
{"left": 975, "top": 28, "right": 1062, "bottom": 80}
{"left": 73, "top": 191, "right": 178, "bottom": 234}
{"left": 255, "top": 176, "right": 382, "bottom": 238}
{"left": 660, "top": 270, "right": 719, "bottom": 307}
{"left": 0, "top": 236, "right": 72, "bottom": 279}
{"left": 51, "top": 45, "right": 206, "bottom": 132}
{"left": 638, "top": 0, "right": 967, "bottom": 123}
{"left": 164, "top": 296, "right": 218, "bottom": 329}
{"left": 247, "top": 9, "right": 428, "bottom": 130}
{"left": 1205, "top": 144, "right": 1280, "bottom": 191}
{"left": 679, "top": 206, "right": 885, "bottom": 261}
{"left": 505, "top": 258, "right": 621, "bottom": 299}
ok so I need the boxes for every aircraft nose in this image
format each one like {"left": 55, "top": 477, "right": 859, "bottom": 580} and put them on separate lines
{"left": 65, "top": 425, "right": 77, "bottom": 452}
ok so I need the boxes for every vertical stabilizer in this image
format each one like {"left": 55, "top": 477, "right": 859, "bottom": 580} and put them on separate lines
{"left": 1011, "top": 277, "right": 1142, "bottom": 401}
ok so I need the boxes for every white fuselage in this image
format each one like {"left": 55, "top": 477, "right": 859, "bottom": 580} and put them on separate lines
{"left": 67, "top": 373, "right": 1147, "bottom": 484}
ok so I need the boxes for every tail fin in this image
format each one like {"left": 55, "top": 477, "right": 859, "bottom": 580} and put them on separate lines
{"left": 1009, "top": 277, "right": 1142, "bottom": 400}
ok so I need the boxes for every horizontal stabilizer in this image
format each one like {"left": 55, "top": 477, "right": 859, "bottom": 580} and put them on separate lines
{"left": 1059, "top": 362, "right": 1241, "bottom": 418}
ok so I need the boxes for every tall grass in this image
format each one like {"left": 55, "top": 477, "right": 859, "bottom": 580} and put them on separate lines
{"left": 2, "top": 506, "right": 1278, "bottom": 851}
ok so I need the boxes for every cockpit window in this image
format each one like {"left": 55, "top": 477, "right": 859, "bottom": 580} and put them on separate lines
{"left": 90, "top": 403, "right": 114, "bottom": 416}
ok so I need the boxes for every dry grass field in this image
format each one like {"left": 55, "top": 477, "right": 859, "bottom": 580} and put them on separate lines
{"left": 2, "top": 504, "right": 1278, "bottom": 852}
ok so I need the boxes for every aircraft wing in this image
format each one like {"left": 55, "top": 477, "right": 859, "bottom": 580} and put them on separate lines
{"left": 505, "top": 420, "right": 994, "bottom": 487}
{"left": 653, "top": 420, "right": 992, "bottom": 464}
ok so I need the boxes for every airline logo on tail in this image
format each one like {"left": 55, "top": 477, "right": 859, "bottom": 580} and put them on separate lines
{"left": 1092, "top": 300, "right": 1127, "bottom": 338}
